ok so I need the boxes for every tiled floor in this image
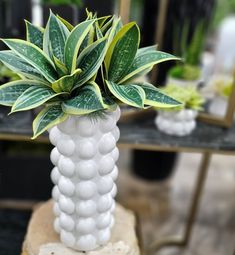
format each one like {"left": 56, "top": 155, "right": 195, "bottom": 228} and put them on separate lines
{"left": 117, "top": 151, "right": 235, "bottom": 255}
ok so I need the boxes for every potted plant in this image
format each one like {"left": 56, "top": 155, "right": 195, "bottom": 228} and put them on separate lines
{"left": 155, "top": 84, "right": 204, "bottom": 136}
{"left": 167, "top": 22, "right": 206, "bottom": 88}
{"left": 206, "top": 74, "right": 234, "bottom": 116}
{"left": 0, "top": 11, "right": 181, "bottom": 251}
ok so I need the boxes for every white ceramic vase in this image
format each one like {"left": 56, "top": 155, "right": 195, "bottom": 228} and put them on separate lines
{"left": 155, "top": 109, "right": 197, "bottom": 136}
{"left": 49, "top": 107, "right": 121, "bottom": 251}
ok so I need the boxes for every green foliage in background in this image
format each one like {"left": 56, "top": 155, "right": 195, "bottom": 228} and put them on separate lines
{"left": 0, "top": 10, "right": 181, "bottom": 138}
{"left": 212, "top": 0, "right": 235, "bottom": 29}
{"left": 169, "top": 21, "right": 206, "bottom": 81}
{"left": 42, "top": 0, "right": 83, "bottom": 7}
{"left": 213, "top": 77, "right": 234, "bottom": 97}
{"left": 168, "top": 64, "right": 201, "bottom": 81}
{"left": 161, "top": 84, "right": 205, "bottom": 111}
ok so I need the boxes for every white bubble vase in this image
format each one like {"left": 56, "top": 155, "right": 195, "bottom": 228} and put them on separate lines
{"left": 155, "top": 109, "right": 198, "bottom": 136}
{"left": 49, "top": 107, "right": 121, "bottom": 252}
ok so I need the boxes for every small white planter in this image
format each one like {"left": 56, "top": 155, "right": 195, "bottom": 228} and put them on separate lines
{"left": 49, "top": 107, "right": 121, "bottom": 251}
{"left": 167, "top": 76, "right": 200, "bottom": 88}
{"left": 155, "top": 109, "right": 198, "bottom": 136}
{"left": 208, "top": 96, "right": 228, "bottom": 117}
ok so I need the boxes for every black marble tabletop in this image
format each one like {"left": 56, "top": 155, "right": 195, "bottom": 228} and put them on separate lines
{"left": 0, "top": 109, "right": 235, "bottom": 154}
{"left": 119, "top": 119, "right": 235, "bottom": 153}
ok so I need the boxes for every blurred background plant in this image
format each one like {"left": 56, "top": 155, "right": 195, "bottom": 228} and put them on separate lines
{"left": 168, "top": 21, "right": 206, "bottom": 81}
{"left": 162, "top": 84, "right": 205, "bottom": 111}
{"left": 209, "top": 75, "right": 234, "bottom": 98}
{"left": 168, "top": 64, "right": 201, "bottom": 81}
{"left": 212, "top": 0, "right": 235, "bottom": 29}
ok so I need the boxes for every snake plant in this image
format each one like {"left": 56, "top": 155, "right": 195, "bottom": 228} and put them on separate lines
{"left": 0, "top": 10, "right": 181, "bottom": 138}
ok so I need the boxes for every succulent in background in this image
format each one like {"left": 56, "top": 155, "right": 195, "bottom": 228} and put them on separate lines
{"left": 161, "top": 84, "right": 205, "bottom": 111}
{"left": 209, "top": 75, "right": 234, "bottom": 98}
{"left": 0, "top": 10, "right": 181, "bottom": 138}
{"left": 168, "top": 64, "right": 201, "bottom": 81}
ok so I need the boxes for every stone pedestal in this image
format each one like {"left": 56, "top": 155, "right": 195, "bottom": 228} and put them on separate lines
{"left": 22, "top": 200, "right": 140, "bottom": 255}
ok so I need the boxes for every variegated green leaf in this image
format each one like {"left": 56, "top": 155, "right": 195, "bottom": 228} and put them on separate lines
{"left": 52, "top": 69, "right": 82, "bottom": 93}
{"left": 0, "top": 50, "right": 47, "bottom": 82}
{"left": 105, "top": 80, "right": 145, "bottom": 108}
{"left": 105, "top": 18, "right": 122, "bottom": 45}
{"left": 2, "top": 39, "right": 57, "bottom": 82}
{"left": 136, "top": 45, "right": 158, "bottom": 56}
{"left": 11, "top": 85, "right": 64, "bottom": 112}
{"left": 123, "top": 67, "right": 153, "bottom": 84}
{"left": 74, "top": 38, "right": 107, "bottom": 89}
{"left": 101, "top": 16, "right": 114, "bottom": 34}
{"left": 56, "top": 14, "right": 74, "bottom": 31}
{"left": 32, "top": 104, "right": 67, "bottom": 139}
{"left": 119, "top": 51, "right": 181, "bottom": 84}
{"left": 86, "top": 9, "right": 94, "bottom": 20}
{"left": 79, "top": 26, "right": 95, "bottom": 54}
{"left": 53, "top": 56, "right": 69, "bottom": 77}
{"left": 49, "top": 11, "right": 69, "bottom": 62}
{"left": 95, "top": 22, "right": 103, "bottom": 39}
{"left": 98, "top": 15, "right": 112, "bottom": 27}
{"left": 105, "top": 22, "right": 140, "bottom": 83}
{"left": 0, "top": 80, "right": 42, "bottom": 106}
{"left": 25, "top": 20, "right": 44, "bottom": 49}
{"left": 138, "top": 83, "right": 182, "bottom": 108}
{"left": 64, "top": 19, "right": 95, "bottom": 73}
{"left": 62, "top": 82, "right": 107, "bottom": 115}
{"left": 43, "top": 19, "right": 53, "bottom": 59}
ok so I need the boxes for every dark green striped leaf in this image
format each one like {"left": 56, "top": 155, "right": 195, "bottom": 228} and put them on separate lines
{"left": 52, "top": 69, "right": 81, "bottom": 93}
{"left": 53, "top": 56, "right": 69, "bottom": 77}
{"left": 106, "top": 80, "right": 145, "bottom": 108}
{"left": 138, "top": 83, "right": 182, "bottom": 108}
{"left": 101, "top": 16, "right": 114, "bottom": 34}
{"left": 0, "top": 50, "right": 46, "bottom": 82}
{"left": 74, "top": 38, "right": 107, "bottom": 89}
{"left": 95, "top": 22, "right": 103, "bottom": 39}
{"left": 62, "top": 82, "right": 107, "bottom": 115}
{"left": 33, "top": 104, "right": 67, "bottom": 139}
{"left": 49, "top": 12, "right": 69, "bottom": 62}
{"left": 136, "top": 45, "right": 158, "bottom": 56}
{"left": 56, "top": 14, "right": 74, "bottom": 31}
{"left": 98, "top": 15, "right": 112, "bottom": 27}
{"left": 11, "top": 85, "right": 64, "bottom": 112}
{"left": 25, "top": 21, "right": 44, "bottom": 49}
{"left": 120, "top": 51, "right": 181, "bottom": 83}
{"left": 105, "top": 22, "right": 140, "bottom": 83}
{"left": 2, "top": 39, "right": 57, "bottom": 82}
{"left": 0, "top": 80, "right": 41, "bottom": 106}
{"left": 78, "top": 26, "right": 95, "bottom": 55}
{"left": 106, "top": 18, "right": 122, "bottom": 46}
{"left": 43, "top": 19, "right": 53, "bottom": 60}
{"left": 64, "top": 19, "right": 95, "bottom": 73}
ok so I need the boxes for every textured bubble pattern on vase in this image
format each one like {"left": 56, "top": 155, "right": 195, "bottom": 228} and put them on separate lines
{"left": 49, "top": 107, "right": 120, "bottom": 251}
{"left": 155, "top": 109, "right": 197, "bottom": 136}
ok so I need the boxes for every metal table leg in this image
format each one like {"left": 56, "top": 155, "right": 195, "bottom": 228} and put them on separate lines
{"left": 148, "top": 152, "right": 212, "bottom": 254}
